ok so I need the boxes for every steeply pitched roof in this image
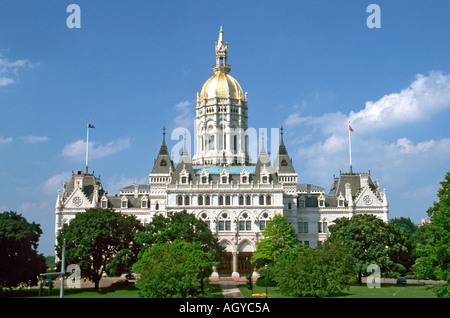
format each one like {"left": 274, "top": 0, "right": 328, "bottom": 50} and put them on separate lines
{"left": 274, "top": 128, "right": 296, "bottom": 174}
{"left": 151, "top": 129, "right": 175, "bottom": 174}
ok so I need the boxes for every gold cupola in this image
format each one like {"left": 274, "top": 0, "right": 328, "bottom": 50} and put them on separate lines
{"left": 199, "top": 27, "right": 244, "bottom": 101}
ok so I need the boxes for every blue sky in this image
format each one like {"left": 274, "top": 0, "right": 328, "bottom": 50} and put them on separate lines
{"left": 1, "top": 1, "right": 449, "bottom": 256}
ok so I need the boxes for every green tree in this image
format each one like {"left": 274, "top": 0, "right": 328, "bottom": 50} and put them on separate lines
{"left": 0, "top": 211, "right": 46, "bottom": 288}
{"left": 274, "top": 240, "right": 356, "bottom": 298}
{"left": 132, "top": 240, "right": 216, "bottom": 298}
{"left": 328, "top": 214, "right": 406, "bottom": 283}
{"left": 389, "top": 217, "right": 419, "bottom": 273}
{"left": 56, "top": 208, "right": 144, "bottom": 290}
{"left": 252, "top": 214, "right": 298, "bottom": 269}
{"left": 136, "top": 210, "right": 225, "bottom": 263}
{"left": 412, "top": 171, "right": 450, "bottom": 297}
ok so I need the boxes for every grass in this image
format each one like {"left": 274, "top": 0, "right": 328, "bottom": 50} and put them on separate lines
{"left": 239, "top": 283, "right": 438, "bottom": 298}
{"left": 7, "top": 283, "right": 224, "bottom": 298}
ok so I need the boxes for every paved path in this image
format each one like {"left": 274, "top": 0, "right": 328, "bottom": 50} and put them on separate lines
{"left": 219, "top": 282, "right": 245, "bottom": 298}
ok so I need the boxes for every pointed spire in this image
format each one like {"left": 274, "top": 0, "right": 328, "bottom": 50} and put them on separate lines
{"left": 214, "top": 26, "right": 230, "bottom": 74}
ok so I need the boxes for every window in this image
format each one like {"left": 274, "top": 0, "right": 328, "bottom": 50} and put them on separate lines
{"left": 225, "top": 195, "right": 231, "bottom": 205}
{"left": 181, "top": 176, "right": 187, "bottom": 184}
{"left": 205, "top": 196, "right": 210, "bottom": 205}
{"left": 318, "top": 221, "right": 328, "bottom": 233}
{"left": 303, "top": 241, "right": 309, "bottom": 247}
{"left": 202, "top": 176, "right": 208, "bottom": 184}
{"left": 233, "top": 135, "right": 237, "bottom": 153}
{"left": 218, "top": 220, "right": 231, "bottom": 231}
{"left": 239, "top": 220, "right": 252, "bottom": 231}
{"left": 259, "top": 221, "right": 266, "bottom": 231}
{"left": 319, "top": 200, "right": 325, "bottom": 207}
{"left": 288, "top": 202, "right": 292, "bottom": 210}
{"left": 262, "top": 176, "right": 268, "bottom": 183}
{"left": 242, "top": 176, "right": 248, "bottom": 184}
{"left": 155, "top": 202, "right": 159, "bottom": 210}
{"left": 222, "top": 176, "right": 228, "bottom": 184}
{"left": 298, "top": 199, "right": 305, "bottom": 207}
{"left": 218, "top": 196, "right": 224, "bottom": 205}
{"left": 198, "top": 196, "right": 203, "bottom": 205}
{"left": 339, "top": 200, "right": 344, "bottom": 207}
{"left": 142, "top": 200, "right": 147, "bottom": 208}
{"left": 259, "top": 195, "right": 264, "bottom": 205}
{"left": 266, "top": 195, "right": 271, "bottom": 205}
{"left": 122, "top": 200, "right": 127, "bottom": 208}
{"left": 246, "top": 195, "right": 251, "bottom": 205}
{"left": 298, "top": 222, "right": 308, "bottom": 234}
{"left": 177, "top": 195, "right": 183, "bottom": 206}
{"left": 101, "top": 201, "right": 107, "bottom": 208}
{"left": 239, "top": 195, "right": 244, "bottom": 205}
{"left": 184, "top": 196, "right": 190, "bottom": 206}
{"left": 209, "top": 135, "right": 215, "bottom": 150}
{"left": 205, "top": 221, "right": 210, "bottom": 229}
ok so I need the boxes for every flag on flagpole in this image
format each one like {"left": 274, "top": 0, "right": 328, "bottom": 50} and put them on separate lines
{"left": 349, "top": 124, "right": 354, "bottom": 132}
{"left": 88, "top": 123, "right": 95, "bottom": 129}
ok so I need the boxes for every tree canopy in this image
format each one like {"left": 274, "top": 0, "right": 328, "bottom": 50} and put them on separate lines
{"left": 132, "top": 240, "right": 216, "bottom": 298}
{"left": 0, "top": 211, "right": 46, "bottom": 287}
{"left": 274, "top": 240, "right": 356, "bottom": 298}
{"left": 136, "top": 210, "right": 225, "bottom": 263}
{"left": 328, "top": 213, "right": 406, "bottom": 282}
{"left": 56, "top": 208, "right": 144, "bottom": 289}
{"left": 251, "top": 214, "right": 298, "bottom": 269}
{"left": 412, "top": 171, "right": 450, "bottom": 297}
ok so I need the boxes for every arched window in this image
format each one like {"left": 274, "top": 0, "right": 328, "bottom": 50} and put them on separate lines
{"left": 266, "top": 195, "right": 271, "bottom": 205}
{"left": 155, "top": 202, "right": 159, "bottom": 210}
{"left": 246, "top": 195, "right": 251, "bottom": 205}
{"left": 177, "top": 195, "right": 183, "bottom": 206}
{"left": 205, "top": 196, "right": 211, "bottom": 205}
{"left": 225, "top": 195, "right": 231, "bottom": 205}
{"left": 185, "top": 196, "right": 190, "bottom": 206}
{"left": 259, "top": 195, "right": 264, "bottom": 205}
{"left": 219, "top": 196, "right": 224, "bottom": 205}
{"left": 198, "top": 196, "right": 203, "bottom": 205}
{"left": 239, "top": 195, "right": 244, "bottom": 205}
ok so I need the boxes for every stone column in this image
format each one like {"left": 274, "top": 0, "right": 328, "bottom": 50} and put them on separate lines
{"left": 231, "top": 252, "right": 240, "bottom": 279}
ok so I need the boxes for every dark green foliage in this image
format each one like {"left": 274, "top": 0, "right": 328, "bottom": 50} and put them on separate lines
{"left": 328, "top": 214, "right": 406, "bottom": 282}
{"left": 132, "top": 240, "right": 216, "bottom": 298}
{"left": 56, "top": 208, "right": 144, "bottom": 290}
{"left": 136, "top": 210, "right": 225, "bottom": 263}
{"left": 0, "top": 211, "right": 46, "bottom": 287}
{"left": 412, "top": 171, "right": 450, "bottom": 297}
{"left": 274, "top": 240, "right": 356, "bottom": 298}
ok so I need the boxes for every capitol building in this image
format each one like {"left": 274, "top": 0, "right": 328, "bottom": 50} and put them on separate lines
{"left": 55, "top": 28, "right": 389, "bottom": 279}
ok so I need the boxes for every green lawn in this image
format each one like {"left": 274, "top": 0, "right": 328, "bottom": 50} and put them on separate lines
{"left": 239, "top": 283, "right": 438, "bottom": 298}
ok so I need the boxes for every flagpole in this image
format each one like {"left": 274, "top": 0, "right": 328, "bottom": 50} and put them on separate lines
{"left": 86, "top": 120, "right": 89, "bottom": 174}
{"left": 348, "top": 121, "right": 353, "bottom": 174}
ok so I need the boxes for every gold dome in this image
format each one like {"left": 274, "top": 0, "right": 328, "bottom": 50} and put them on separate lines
{"left": 200, "top": 72, "right": 244, "bottom": 100}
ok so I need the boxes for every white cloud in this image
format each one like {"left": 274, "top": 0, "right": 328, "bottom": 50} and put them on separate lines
{"left": 18, "top": 135, "right": 49, "bottom": 143}
{"left": 0, "top": 51, "right": 35, "bottom": 87}
{"left": 173, "top": 100, "right": 195, "bottom": 129}
{"left": 61, "top": 138, "right": 131, "bottom": 161}
{"left": 41, "top": 172, "right": 72, "bottom": 195}
{"left": 348, "top": 71, "right": 450, "bottom": 132}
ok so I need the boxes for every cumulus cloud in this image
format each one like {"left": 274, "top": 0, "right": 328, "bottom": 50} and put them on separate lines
{"left": 41, "top": 172, "right": 72, "bottom": 195}
{"left": 0, "top": 51, "right": 36, "bottom": 87}
{"left": 284, "top": 71, "right": 450, "bottom": 135}
{"left": 348, "top": 71, "right": 450, "bottom": 132}
{"left": 173, "top": 100, "right": 195, "bottom": 130}
{"left": 61, "top": 138, "right": 131, "bottom": 161}
{"left": 103, "top": 175, "right": 148, "bottom": 195}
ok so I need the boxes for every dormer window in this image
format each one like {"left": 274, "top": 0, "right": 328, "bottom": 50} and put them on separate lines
{"left": 121, "top": 196, "right": 128, "bottom": 209}
{"left": 141, "top": 196, "right": 149, "bottom": 208}
{"left": 262, "top": 176, "right": 268, "bottom": 183}
{"left": 240, "top": 167, "right": 249, "bottom": 184}
{"left": 202, "top": 176, "right": 208, "bottom": 184}
{"left": 220, "top": 168, "right": 229, "bottom": 184}
{"left": 179, "top": 164, "right": 189, "bottom": 184}
{"left": 318, "top": 194, "right": 325, "bottom": 207}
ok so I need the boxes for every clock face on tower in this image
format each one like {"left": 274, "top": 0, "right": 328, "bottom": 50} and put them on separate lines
{"left": 72, "top": 196, "right": 83, "bottom": 207}
{"left": 363, "top": 195, "right": 372, "bottom": 205}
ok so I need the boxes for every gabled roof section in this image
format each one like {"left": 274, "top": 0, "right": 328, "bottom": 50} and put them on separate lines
{"left": 170, "top": 133, "right": 195, "bottom": 184}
